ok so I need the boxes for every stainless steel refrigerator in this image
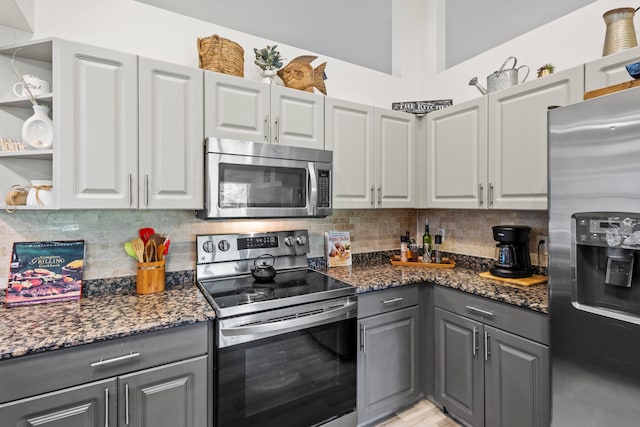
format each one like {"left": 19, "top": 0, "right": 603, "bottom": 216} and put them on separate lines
{"left": 548, "top": 86, "right": 640, "bottom": 426}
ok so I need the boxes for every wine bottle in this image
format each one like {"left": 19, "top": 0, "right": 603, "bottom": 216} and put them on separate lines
{"left": 422, "top": 220, "right": 432, "bottom": 262}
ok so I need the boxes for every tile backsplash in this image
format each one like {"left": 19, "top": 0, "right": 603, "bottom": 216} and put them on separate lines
{"left": 0, "top": 208, "right": 547, "bottom": 288}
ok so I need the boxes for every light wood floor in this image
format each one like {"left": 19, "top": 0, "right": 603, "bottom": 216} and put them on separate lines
{"left": 373, "top": 399, "right": 462, "bottom": 427}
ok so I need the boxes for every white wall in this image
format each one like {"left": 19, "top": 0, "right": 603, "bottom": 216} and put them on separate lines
{"left": 25, "top": 0, "right": 629, "bottom": 108}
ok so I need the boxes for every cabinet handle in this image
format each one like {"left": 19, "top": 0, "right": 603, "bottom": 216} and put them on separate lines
{"left": 472, "top": 326, "right": 478, "bottom": 356}
{"left": 360, "top": 324, "right": 366, "bottom": 353}
{"left": 377, "top": 186, "right": 382, "bottom": 205}
{"left": 264, "top": 115, "right": 270, "bottom": 141}
{"left": 370, "top": 186, "right": 374, "bottom": 206}
{"left": 104, "top": 388, "right": 109, "bottom": 427}
{"left": 489, "top": 183, "right": 494, "bottom": 207}
{"left": 484, "top": 331, "right": 491, "bottom": 361}
{"left": 90, "top": 352, "right": 140, "bottom": 367}
{"left": 128, "top": 173, "right": 133, "bottom": 207}
{"left": 274, "top": 117, "right": 279, "bottom": 143}
{"left": 382, "top": 297, "right": 403, "bottom": 305}
{"left": 478, "top": 184, "right": 484, "bottom": 206}
{"left": 465, "top": 305, "right": 495, "bottom": 317}
{"left": 125, "top": 383, "right": 130, "bottom": 425}
{"left": 144, "top": 174, "right": 149, "bottom": 207}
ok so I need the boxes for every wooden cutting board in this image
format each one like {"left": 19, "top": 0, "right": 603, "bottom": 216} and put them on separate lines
{"left": 584, "top": 79, "right": 640, "bottom": 100}
{"left": 479, "top": 271, "right": 547, "bottom": 287}
{"left": 390, "top": 256, "right": 456, "bottom": 269}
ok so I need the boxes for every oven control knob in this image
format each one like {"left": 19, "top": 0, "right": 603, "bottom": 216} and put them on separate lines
{"left": 284, "top": 236, "right": 295, "bottom": 247}
{"left": 202, "top": 240, "right": 215, "bottom": 253}
{"left": 218, "top": 240, "right": 230, "bottom": 251}
{"left": 296, "top": 235, "right": 307, "bottom": 246}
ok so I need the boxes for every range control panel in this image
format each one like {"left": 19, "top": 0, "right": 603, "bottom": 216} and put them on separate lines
{"left": 196, "top": 230, "right": 310, "bottom": 265}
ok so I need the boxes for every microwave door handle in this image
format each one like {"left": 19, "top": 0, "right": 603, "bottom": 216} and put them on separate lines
{"left": 308, "top": 162, "right": 318, "bottom": 216}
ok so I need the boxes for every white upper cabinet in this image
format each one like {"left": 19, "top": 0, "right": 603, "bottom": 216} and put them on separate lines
{"left": 138, "top": 57, "right": 204, "bottom": 209}
{"left": 326, "top": 98, "right": 414, "bottom": 209}
{"left": 426, "top": 66, "right": 584, "bottom": 210}
{"left": 204, "top": 71, "right": 325, "bottom": 149}
{"left": 56, "top": 40, "right": 138, "bottom": 209}
{"left": 488, "top": 65, "right": 584, "bottom": 210}
{"left": 325, "top": 98, "right": 376, "bottom": 208}
{"left": 585, "top": 45, "right": 640, "bottom": 92}
{"left": 375, "top": 108, "right": 415, "bottom": 208}
{"left": 426, "top": 97, "right": 488, "bottom": 209}
{"left": 270, "top": 85, "right": 324, "bottom": 149}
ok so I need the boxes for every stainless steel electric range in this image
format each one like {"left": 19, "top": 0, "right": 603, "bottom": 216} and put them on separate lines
{"left": 196, "top": 230, "right": 358, "bottom": 427}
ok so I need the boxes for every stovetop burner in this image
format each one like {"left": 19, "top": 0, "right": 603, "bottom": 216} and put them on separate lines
{"left": 197, "top": 269, "right": 355, "bottom": 318}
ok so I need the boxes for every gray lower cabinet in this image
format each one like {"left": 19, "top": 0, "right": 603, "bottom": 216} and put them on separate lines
{"left": 0, "top": 378, "right": 116, "bottom": 427}
{"left": 357, "top": 286, "right": 420, "bottom": 426}
{"left": 0, "top": 323, "right": 210, "bottom": 427}
{"left": 434, "top": 287, "right": 549, "bottom": 427}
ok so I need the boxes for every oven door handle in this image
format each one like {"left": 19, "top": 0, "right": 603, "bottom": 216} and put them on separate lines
{"left": 220, "top": 301, "right": 356, "bottom": 337}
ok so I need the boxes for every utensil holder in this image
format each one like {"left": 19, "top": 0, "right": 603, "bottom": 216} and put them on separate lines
{"left": 136, "top": 260, "right": 165, "bottom": 295}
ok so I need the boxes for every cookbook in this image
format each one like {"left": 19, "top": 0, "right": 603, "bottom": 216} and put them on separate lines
{"left": 6, "top": 240, "right": 85, "bottom": 307}
{"left": 325, "top": 231, "right": 352, "bottom": 267}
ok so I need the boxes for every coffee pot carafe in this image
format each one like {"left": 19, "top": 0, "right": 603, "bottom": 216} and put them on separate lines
{"left": 490, "top": 225, "right": 534, "bottom": 278}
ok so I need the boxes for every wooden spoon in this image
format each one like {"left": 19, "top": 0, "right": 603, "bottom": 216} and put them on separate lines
{"left": 131, "top": 238, "right": 145, "bottom": 263}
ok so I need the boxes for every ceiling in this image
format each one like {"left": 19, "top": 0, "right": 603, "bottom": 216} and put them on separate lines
{"left": 0, "top": 0, "right": 32, "bottom": 31}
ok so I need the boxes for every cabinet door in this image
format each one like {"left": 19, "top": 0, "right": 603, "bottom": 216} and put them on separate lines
{"left": 426, "top": 98, "right": 488, "bottom": 209}
{"left": 325, "top": 98, "right": 375, "bottom": 208}
{"left": 375, "top": 108, "right": 415, "bottom": 208}
{"left": 484, "top": 326, "right": 550, "bottom": 427}
{"left": 138, "top": 58, "right": 204, "bottom": 209}
{"left": 434, "top": 308, "right": 484, "bottom": 427}
{"left": 585, "top": 45, "right": 640, "bottom": 91}
{"left": 357, "top": 306, "right": 419, "bottom": 424}
{"left": 488, "top": 66, "right": 584, "bottom": 210}
{"left": 56, "top": 41, "right": 138, "bottom": 209}
{"left": 271, "top": 85, "right": 324, "bottom": 149}
{"left": 118, "top": 356, "right": 208, "bottom": 427}
{"left": 204, "top": 71, "right": 270, "bottom": 142}
{"left": 0, "top": 378, "right": 116, "bottom": 427}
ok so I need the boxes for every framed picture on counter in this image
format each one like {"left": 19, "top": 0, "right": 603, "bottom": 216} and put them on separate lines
{"left": 6, "top": 240, "right": 85, "bottom": 307}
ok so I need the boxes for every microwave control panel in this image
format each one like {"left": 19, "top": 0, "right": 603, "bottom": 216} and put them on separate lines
{"left": 317, "top": 169, "right": 331, "bottom": 208}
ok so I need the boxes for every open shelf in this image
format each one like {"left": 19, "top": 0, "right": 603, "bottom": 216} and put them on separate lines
{"left": 0, "top": 149, "right": 53, "bottom": 160}
{"left": 0, "top": 93, "right": 53, "bottom": 108}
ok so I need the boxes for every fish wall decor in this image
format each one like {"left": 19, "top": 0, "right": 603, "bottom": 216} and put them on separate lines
{"left": 277, "top": 55, "right": 328, "bottom": 95}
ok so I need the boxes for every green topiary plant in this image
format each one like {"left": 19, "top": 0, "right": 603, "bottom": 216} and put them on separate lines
{"left": 253, "top": 45, "right": 283, "bottom": 71}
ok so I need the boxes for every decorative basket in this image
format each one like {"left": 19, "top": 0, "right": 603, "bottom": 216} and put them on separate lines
{"left": 197, "top": 34, "right": 244, "bottom": 77}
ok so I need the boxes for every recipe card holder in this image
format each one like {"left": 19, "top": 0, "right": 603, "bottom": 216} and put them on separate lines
{"left": 136, "top": 260, "right": 165, "bottom": 295}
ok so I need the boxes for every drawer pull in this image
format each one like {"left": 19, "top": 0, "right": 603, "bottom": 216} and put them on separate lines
{"left": 382, "top": 297, "right": 404, "bottom": 305}
{"left": 90, "top": 352, "right": 140, "bottom": 368}
{"left": 465, "top": 305, "right": 494, "bottom": 317}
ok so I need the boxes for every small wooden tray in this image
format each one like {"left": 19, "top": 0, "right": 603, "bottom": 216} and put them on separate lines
{"left": 479, "top": 271, "right": 547, "bottom": 287}
{"left": 390, "top": 256, "right": 456, "bottom": 269}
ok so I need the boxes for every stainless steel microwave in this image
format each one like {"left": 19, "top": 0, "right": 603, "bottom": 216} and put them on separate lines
{"left": 196, "top": 138, "right": 332, "bottom": 219}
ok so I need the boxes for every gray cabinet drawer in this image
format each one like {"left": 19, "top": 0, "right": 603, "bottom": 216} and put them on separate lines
{"left": 358, "top": 285, "right": 419, "bottom": 318}
{"left": 434, "top": 287, "right": 548, "bottom": 345}
{"left": 0, "top": 322, "right": 209, "bottom": 404}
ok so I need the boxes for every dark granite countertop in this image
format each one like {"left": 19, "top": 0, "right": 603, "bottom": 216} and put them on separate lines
{"left": 0, "top": 282, "right": 215, "bottom": 360}
{"left": 315, "top": 260, "right": 548, "bottom": 314}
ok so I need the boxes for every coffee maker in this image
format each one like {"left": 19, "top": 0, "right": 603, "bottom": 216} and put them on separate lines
{"left": 490, "top": 225, "right": 534, "bottom": 278}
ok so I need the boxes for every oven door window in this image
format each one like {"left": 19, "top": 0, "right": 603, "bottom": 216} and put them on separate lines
{"left": 216, "top": 318, "right": 356, "bottom": 427}
{"left": 218, "top": 163, "right": 307, "bottom": 208}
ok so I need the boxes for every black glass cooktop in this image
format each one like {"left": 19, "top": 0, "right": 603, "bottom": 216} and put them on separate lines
{"left": 198, "top": 269, "right": 355, "bottom": 318}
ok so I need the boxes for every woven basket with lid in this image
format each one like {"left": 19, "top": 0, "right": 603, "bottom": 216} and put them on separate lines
{"left": 197, "top": 34, "right": 244, "bottom": 77}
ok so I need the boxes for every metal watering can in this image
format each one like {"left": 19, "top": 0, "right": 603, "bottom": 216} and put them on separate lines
{"left": 469, "top": 56, "right": 530, "bottom": 95}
